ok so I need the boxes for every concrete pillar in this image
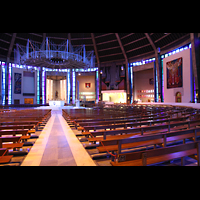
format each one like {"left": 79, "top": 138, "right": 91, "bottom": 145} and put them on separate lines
{"left": 190, "top": 33, "right": 200, "bottom": 102}
{"left": 125, "top": 59, "right": 130, "bottom": 104}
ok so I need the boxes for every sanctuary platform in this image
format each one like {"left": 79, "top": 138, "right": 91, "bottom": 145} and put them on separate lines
{"left": 35, "top": 105, "right": 88, "bottom": 110}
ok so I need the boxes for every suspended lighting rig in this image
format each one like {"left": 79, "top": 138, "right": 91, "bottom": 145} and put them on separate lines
{"left": 14, "top": 37, "right": 95, "bottom": 70}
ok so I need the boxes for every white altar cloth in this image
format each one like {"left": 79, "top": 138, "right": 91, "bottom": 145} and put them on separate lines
{"left": 49, "top": 100, "right": 65, "bottom": 107}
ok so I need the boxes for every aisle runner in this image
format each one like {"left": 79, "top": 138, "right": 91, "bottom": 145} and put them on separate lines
{"left": 22, "top": 110, "right": 96, "bottom": 166}
{"left": 58, "top": 114, "right": 96, "bottom": 166}
{"left": 39, "top": 113, "right": 77, "bottom": 166}
{"left": 21, "top": 115, "right": 55, "bottom": 166}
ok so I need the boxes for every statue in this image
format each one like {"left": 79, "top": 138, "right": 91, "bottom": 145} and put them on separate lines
{"left": 55, "top": 90, "right": 58, "bottom": 99}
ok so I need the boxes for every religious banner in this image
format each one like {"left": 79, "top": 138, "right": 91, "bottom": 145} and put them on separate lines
{"left": 85, "top": 83, "right": 91, "bottom": 88}
{"left": 14, "top": 73, "right": 21, "bottom": 94}
{"left": 166, "top": 57, "right": 182, "bottom": 89}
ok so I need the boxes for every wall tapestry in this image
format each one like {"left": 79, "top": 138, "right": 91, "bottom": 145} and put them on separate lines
{"left": 166, "top": 57, "right": 182, "bottom": 89}
{"left": 14, "top": 73, "right": 22, "bottom": 94}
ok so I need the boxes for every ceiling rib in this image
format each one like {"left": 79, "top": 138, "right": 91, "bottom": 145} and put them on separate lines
{"left": 126, "top": 43, "right": 151, "bottom": 53}
{"left": 97, "top": 39, "right": 118, "bottom": 45}
{"left": 145, "top": 33, "right": 160, "bottom": 97}
{"left": 121, "top": 33, "right": 135, "bottom": 40}
{"left": 0, "top": 33, "right": 191, "bottom": 64}
{"left": 91, "top": 33, "right": 100, "bottom": 64}
{"left": 7, "top": 33, "right": 17, "bottom": 60}
{"left": 94, "top": 33, "right": 114, "bottom": 38}
{"left": 123, "top": 36, "right": 147, "bottom": 46}
{"left": 99, "top": 52, "right": 123, "bottom": 58}
{"left": 98, "top": 46, "right": 120, "bottom": 52}
{"left": 115, "top": 33, "right": 128, "bottom": 60}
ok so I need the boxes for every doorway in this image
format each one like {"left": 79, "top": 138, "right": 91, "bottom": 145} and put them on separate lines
{"left": 14, "top": 99, "right": 20, "bottom": 104}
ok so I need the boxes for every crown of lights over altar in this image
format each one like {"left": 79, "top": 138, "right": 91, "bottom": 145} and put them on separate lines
{"left": 14, "top": 37, "right": 95, "bottom": 70}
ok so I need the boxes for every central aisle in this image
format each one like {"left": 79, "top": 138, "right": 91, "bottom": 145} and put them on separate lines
{"left": 39, "top": 111, "right": 77, "bottom": 166}
{"left": 21, "top": 110, "right": 96, "bottom": 166}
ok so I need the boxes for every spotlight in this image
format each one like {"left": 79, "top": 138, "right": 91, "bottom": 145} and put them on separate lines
{"left": 121, "top": 66, "right": 124, "bottom": 70}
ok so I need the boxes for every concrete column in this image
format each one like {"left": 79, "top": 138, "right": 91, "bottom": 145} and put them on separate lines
{"left": 125, "top": 59, "right": 130, "bottom": 104}
{"left": 190, "top": 33, "right": 199, "bottom": 102}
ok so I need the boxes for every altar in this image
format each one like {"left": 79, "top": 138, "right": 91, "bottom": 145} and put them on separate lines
{"left": 49, "top": 100, "right": 65, "bottom": 107}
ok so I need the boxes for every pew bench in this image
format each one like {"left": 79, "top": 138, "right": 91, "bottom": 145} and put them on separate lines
{"left": 0, "top": 136, "right": 24, "bottom": 150}
{"left": 0, "top": 129, "right": 31, "bottom": 141}
{"left": 0, "top": 125, "right": 35, "bottom": 134}
{"left": 84, "top": 120, "right": 200, "bottom": 143}
{"left": 81, "top": 115, "right": 189, "bottom": 132}
{"left": 97, "top": 132, "right": 197, "bottom": 154}
{"left": 67, "top": 112, "right": 168, "bottom": 128}
{"left": 111, "top": 141, "right": 200, "bottom": 166}
{"left": 76, "top": 114, "right": 170, "bottom": 127}
{"left": 73, "top": 114, "right": 170, "bottom": 129}
{"left": 98, "top": 127, "right": 200, "bottom": 164}
{"left": 85, "top": 125, "right": 193, "bottom": 151}
{"left": 0, "top": 148, "right": 13, "bottom": 164}
{"left": 0, "top": 124, "right": 36, "bottom": 137}
{"left": 0, "top": 121, "right": 39, "bottom": 131}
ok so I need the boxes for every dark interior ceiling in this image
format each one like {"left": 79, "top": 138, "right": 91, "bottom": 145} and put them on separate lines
{"left": 0, "top": 33, "right": 190, "bottom": 64}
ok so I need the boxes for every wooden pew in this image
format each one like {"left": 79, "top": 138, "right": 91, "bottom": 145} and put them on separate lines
{"left": 0, "top": 124, "right": 35, "bottom": 134}
{"left": 111, "top": 141, "right": 200, "bottom": 166}
{"left": 81, "top": 116, "right": 189, "bottom": 132}
{"left": 0, "top": 121, "right": 40, "bottom": 131}
{"left": 62, "top": 107, "right": 167, "bottom": 121}
{"left": 84, "top": 119, "right": 200, "bottom": 143}
{"left": 0, "top": 147, "right": 13, "bottom": 164}
{"left": 0, "top": 109, "right": 52, "bottom": 124}
{"left": 0, "top": 109, "right": 52, "bottom": 162}
{"left": 65, "top": 109, "right": 194, "bottom": 130}
{"left": 64, "top": 111, "right": 166, "bottom": 125}
{"left": 0, "top": 136, "right": 24, "bottom": 150}
{"left": 77, "top": 114, "right": 170, "bottom": 128}
{"left": 0, "top": 125, "right": 35, "bottom": 133}
{"left": 97, "top": 127, "right": 200, "bottom": 155}
{"left": 0, "top": 129, "right": 33, "bottom": 147}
